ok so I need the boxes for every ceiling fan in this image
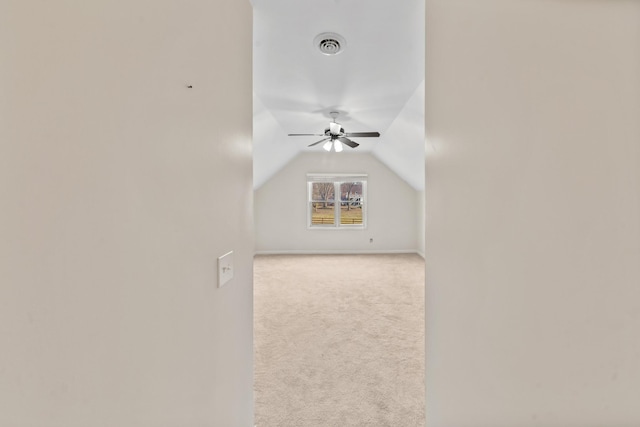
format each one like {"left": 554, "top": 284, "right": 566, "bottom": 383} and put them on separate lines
{"left": 288, "top": 112, "right": 380, "bottom": 152}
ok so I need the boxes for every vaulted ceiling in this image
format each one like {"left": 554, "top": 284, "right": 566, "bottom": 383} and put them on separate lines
{"left": 252, "top": 0, "right": 425, "bottom": 190}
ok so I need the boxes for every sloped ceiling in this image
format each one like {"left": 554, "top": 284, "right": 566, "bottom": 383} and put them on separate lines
{"left": 253, "top": 0, "right": 425, "bottom": 190}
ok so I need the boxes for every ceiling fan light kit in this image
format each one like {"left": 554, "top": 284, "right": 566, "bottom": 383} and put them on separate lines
{"left": 321, "top": 139, "right": 344, "bottom": 153}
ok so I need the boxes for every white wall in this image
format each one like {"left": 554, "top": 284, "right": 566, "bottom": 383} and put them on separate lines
{"left": 255, "top": 152, "right": 420, "bottom": 254}
{"left": 373, "top": 80, "right": 426, "bottom": 191}
{"left": 0, "top": 1, "right": 254, "bottom": 426}
{"left": 425, "top": 1, "right": 640, "bottom": 426}
{"left": 253, "top": 93, "right": 298, "bottom": 189}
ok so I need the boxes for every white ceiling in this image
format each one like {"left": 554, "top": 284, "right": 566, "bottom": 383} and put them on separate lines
{"left": 252, "top": 0, "right": 425, "bottom": 190}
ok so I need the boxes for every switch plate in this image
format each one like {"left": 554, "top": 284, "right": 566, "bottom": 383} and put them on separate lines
{"left": 217, "top": 251, "right": 234, "bottom": 287}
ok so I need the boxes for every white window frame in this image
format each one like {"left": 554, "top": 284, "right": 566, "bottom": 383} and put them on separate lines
{"left": 307, "top": 174, "right": 368, "bottom": 230}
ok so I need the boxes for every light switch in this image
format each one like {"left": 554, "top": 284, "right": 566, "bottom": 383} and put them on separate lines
{"left": 217, "top": 251, "right": 234, "bottom": 287}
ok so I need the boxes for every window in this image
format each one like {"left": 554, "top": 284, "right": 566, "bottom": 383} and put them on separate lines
{"left": 307, "top": 174, "right": 367, "bottom": 228}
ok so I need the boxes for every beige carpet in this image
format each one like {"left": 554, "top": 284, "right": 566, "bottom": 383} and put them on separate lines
{"left": 254, "top": 254, "right": 425, "bottom": 427}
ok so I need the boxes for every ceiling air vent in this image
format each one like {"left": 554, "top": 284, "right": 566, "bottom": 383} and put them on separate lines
{"left": 314, "top": 32, "right": 346, "bottom": 56}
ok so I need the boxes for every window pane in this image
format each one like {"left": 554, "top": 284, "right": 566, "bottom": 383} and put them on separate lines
{"left": 340, "top": 181, "right": 364, "bottom": 225}
{"left": 310, "top": 182, "right": 335, "bottom": 227}
{"left": 340, "top": 203, "right": 363, "bottom": 225}
{"left": 310, "top": 202, "right": 335, "bottom": 226}
{"left": 311, "top": 182, "right": 334, "bottom": 203}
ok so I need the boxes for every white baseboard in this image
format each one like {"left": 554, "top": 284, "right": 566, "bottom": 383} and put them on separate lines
{"left": 255, "top": 249, "right": 422, "bottom": 256}
{"left": 416, "top": 251, "right": 425, "bottom": 259}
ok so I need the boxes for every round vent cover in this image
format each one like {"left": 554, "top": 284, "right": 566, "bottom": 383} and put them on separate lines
{"left": 314, "top": 32, "right": 346, "bottom": 56}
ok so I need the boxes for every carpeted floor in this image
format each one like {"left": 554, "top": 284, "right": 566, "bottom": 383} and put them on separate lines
{"left": 254, "top": 254, "right": 425, "bottom": 427}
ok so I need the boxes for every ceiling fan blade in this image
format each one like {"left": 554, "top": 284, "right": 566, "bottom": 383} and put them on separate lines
{"left": 308, "top": 137, "right": 330, "bottom": 147}
{"left": 338, "top": 137, "right": 359, "bottom": 148}
{"left": 344, "top": 132, "right": 380, "bottom": 138}
{"left": 289, "top": 133, "right": 325, "bottom": 136}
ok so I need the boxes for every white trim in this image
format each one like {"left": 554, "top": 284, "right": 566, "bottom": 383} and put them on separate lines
{"left": 416, "top": 251, "right": 425, "bottom": 259}
{"left": 254, "top": 249, "right": 422, "bottom": 256}
{"left": 307, "top": 173, "right": 368, "bottom": 181}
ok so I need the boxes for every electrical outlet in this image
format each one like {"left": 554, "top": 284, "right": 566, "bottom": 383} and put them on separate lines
{"left": 217, "top": 251, "right": 234, "bottom": 287}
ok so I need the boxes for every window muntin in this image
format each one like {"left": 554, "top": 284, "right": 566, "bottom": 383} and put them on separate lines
{"left": 307, "top": 175, "right": 367, "bottom": 229}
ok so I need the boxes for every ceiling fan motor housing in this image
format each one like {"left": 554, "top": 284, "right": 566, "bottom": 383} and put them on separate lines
{"left": 328, "top": 122, "right": 344, "bottom": 136}
{"left": 325, "top": 128, "right": 345, "bottom": 138}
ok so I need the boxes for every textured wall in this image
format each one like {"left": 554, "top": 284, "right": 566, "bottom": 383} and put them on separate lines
{"left": 0, "top": 1, "right": 254, "bottom": 426}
